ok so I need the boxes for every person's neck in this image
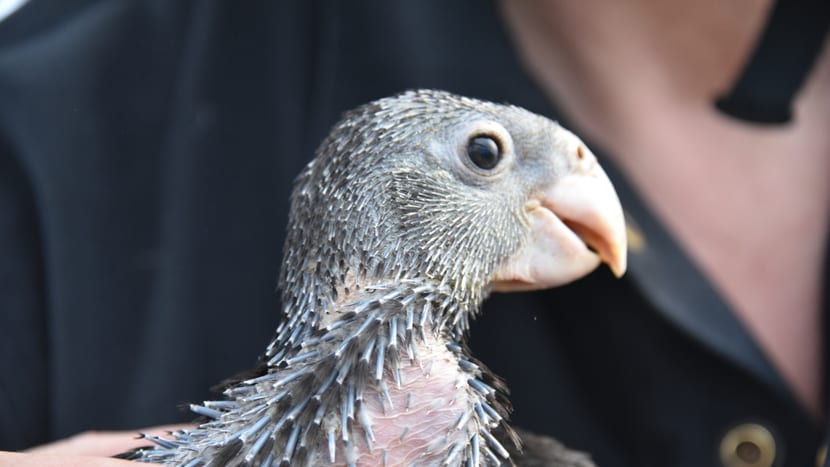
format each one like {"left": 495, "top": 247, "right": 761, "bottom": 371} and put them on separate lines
{"left": 497, "top": 0, "right": 772, "bottom": 148}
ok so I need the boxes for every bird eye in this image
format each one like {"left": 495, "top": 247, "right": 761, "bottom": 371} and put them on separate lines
{"left": 466, "top": 136, "right": 501, "bottom": 170}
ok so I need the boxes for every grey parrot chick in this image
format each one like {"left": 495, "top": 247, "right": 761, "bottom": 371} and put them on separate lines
{"left": 128, "top": 90, "right": 626, "bottom": 466}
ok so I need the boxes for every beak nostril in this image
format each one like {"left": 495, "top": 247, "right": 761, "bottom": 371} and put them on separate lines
{"left": 576, "top": 145, "right": 585, "bottom": 160}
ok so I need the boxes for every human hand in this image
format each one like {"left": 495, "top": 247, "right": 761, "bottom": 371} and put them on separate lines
{"left": 0, "top": 424, "right": 192, "bottom": 466}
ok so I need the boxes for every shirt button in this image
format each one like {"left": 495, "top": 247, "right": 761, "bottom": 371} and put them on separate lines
{"left": 817, "top": 443, "right": 827, "bottom": 467}
{"left": 719, "top": 423, "right": 777, "bottom": 467}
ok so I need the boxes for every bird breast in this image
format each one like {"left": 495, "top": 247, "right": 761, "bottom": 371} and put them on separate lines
{"left": 346, "top": 332, "right": 473, "bottom": 466}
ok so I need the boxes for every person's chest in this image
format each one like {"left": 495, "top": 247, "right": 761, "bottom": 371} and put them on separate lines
{"left": 499, "top": 0, "right": 830, "bottom": 416}
{"left": 602, "top": 51, "right": 830, "bottom": 418}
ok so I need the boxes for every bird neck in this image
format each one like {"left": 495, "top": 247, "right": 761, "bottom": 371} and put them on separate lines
{"left": 271, "top": 261, "right": 491, "bottom": 355}
{"left": 267, "top": 278, "right": 481, "bottom": 369}
{"left": 247, "top": 279, "right": 517, "bottom": 465}
{"left": 138, "top": 279, "right": 516, "bottom": 465}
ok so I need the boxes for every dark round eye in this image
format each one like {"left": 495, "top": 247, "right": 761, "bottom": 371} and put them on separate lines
{"left": 466, "top": 136, "right": 501, "bottom": 170}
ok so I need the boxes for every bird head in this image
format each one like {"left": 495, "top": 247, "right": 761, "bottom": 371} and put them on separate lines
{"left": 281, "top": 90, "right": 626, "bottom": 314}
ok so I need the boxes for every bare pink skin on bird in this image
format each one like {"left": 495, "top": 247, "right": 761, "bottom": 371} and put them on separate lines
{"left": 327, "top": 334, "right": 473, "bottom": 466}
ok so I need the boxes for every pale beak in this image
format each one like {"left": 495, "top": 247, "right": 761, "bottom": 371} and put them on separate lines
{"left": 493, "top": 144, "right": 627, "bottom": 291}
{"left": 545, "top": 165, "right": 627, "bottom": 278}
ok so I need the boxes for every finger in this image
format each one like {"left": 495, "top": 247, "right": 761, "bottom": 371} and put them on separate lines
{"left": 0, "top": 451, "right": 137, "bottom": 466}
{"left": 24, "top": 424, "right": 193, "bottom": 457}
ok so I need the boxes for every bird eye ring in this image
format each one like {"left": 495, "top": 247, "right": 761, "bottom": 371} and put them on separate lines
{"left": 466, "top": 135, "right": 502, "bottom": 170}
